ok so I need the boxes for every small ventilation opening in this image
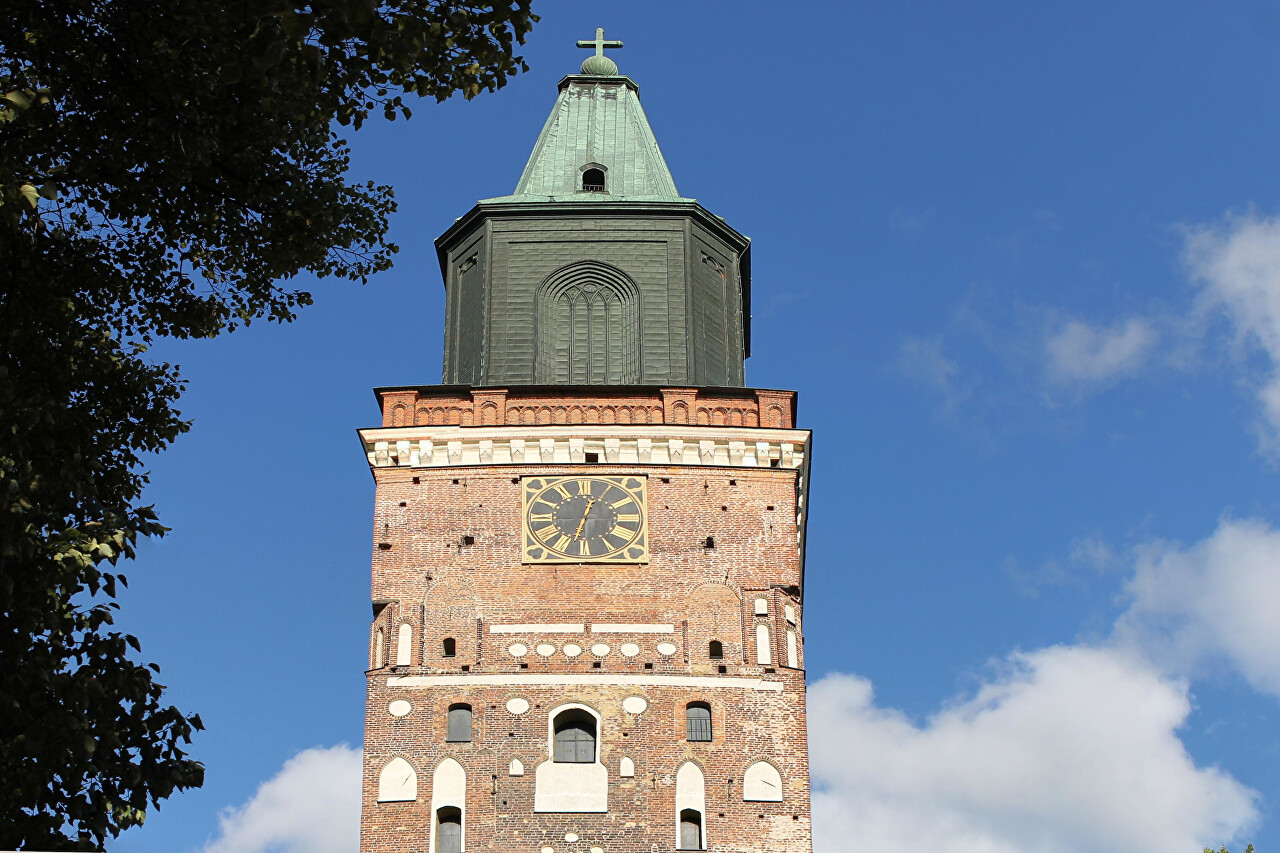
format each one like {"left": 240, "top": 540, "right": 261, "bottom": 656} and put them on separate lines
{"left": 584, "top": 452, "right": 599, "bottom": 464}
{"left": 461, "top": 535, "right": 475, "bottom": 546}
{"left": 582, "top": 167, "right": 606, "bottom": 192}
{"left": 704, "top": 536, "right": 715, "bottom": 549}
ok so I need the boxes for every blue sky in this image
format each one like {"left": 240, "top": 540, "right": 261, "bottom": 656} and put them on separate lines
{"left": 110, "top": 3, "right": 1280, "bottom": 851}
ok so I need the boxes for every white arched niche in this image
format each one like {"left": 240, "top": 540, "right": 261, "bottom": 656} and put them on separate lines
{"left": 675, "top": 761, "right": 706, "bottom": 850}
{"left": 755, "top": 623, "right": 772, "bottom": 665}
{"left": 743, "top": 760, "right": 783, "bottom": 802}
{"left": 377, "top": 756, "right": 417, "bottom": 802}
{"left": 430, "top": 757, "right": 466, "bottom": 853}
{"left": 396, "top": 622, "right": 413, "bottom": 666}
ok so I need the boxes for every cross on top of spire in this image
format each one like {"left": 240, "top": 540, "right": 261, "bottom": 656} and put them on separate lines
{"left": 576, "top": 27, "right": 623, "bottom": 76}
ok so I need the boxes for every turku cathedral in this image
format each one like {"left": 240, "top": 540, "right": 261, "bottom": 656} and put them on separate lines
{"left": 358, "top": 30, "right": 814, "bottom": 853}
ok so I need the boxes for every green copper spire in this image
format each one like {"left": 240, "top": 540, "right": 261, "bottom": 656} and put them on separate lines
{"left": 480, "top": 28, "right": 686, "bottom": 203}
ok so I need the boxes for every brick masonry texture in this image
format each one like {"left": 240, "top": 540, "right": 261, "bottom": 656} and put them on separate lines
{"left": 359, "top": 388, "right": 813, "bottom": 853}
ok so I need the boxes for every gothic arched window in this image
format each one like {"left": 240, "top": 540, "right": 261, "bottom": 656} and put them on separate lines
{"left": 436, "top": 806, "right": 463, "bottom": 853}
{"left": 582, "top": 167, "right": 606, "bottom": 192}
{"left": 535, "top": 261, "right": 640, "bottom": 385}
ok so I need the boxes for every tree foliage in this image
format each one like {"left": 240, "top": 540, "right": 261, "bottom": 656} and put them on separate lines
{"left": 0, "top": 1, "right": 535, "bottom": 847}
{"left": 1205, "top": 846, "right": 1257, "bottom": 853}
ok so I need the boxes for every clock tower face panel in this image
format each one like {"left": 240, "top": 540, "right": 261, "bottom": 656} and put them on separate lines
{"left": 522, "top": 475, "right": 649, "bottom": 563}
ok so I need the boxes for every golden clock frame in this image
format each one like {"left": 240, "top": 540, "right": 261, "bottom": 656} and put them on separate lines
{"left": 521, "top": 475, "right": 650, "bottom": 564}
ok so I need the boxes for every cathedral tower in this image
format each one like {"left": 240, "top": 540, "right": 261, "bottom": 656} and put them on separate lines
{"left": 359, "top": 30, "right": 813, "bottom": 853}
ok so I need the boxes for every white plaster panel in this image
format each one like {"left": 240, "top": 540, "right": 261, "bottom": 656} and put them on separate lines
{"left": 388, "top": 700, "right": 412, "bottom": 717}
{"left": 787, "top": 630, "right": 799, "bottom": 669}
{"left": 395, "top": 622, "right": 412, "bottom": 667}
{"left": 565, "top": 832, "right": 579, "bottom": 842}
{"left": 536, "top": 643, "right": 556, "bottom": 657}
{"left": 491, "top": 623, "right": 585, "bottom": 634}
{"left": 620, "top": 756, "right": 635, "bottom": 777}
{"left": 506, "top": 697, "right": 530, "bottom": 715}
{"left": 656, "top": 642, "right": 677, "bottom": 656}
{"left": 753, "top": 598, "right": 768, "bottom": 616}
{"left": 784, "top": 604, "right": 796, "bottom": 624}
{"left": 591, "top": 623, "right": 674, "bottom": 634}
{"left": 377, "top": 757, "right": 417, "bottom": 802}
{"left": 622, "top": 696, "right": 648, "bottom": 714}
{"left": 510, "top": 758, "right": 525, "bottom": 776}
{"left": 508, "top": 643, "right": 528, "bottom": 657}
{"left": 620, "top": 643, "right": 640, "bottom": 657}
{"left": 534, "top": 761, "right": 608, "bottom": 813}
{"left": 563, "top": 643, "right": 583, "bottom": 657}
{"left": 675, "top": 762, "right": 706, "bottom": 849}
{"left": 431, "top": 758, "right": 466, "bottom": 853}
{"left": 590, "top": 643, "right": 611, "bottom": 657}
{"left": 743, "top": 761, "right": 783, "bottom": 802}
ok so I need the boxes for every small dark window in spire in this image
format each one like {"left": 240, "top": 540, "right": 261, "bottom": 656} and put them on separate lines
{"left": 582, "top": 168, "right": 606, "bottom": 192}
{"left": 709, "top": 640, "right": 724, "bottom": 660}
{"left": 443, "top": 637, "right": 456, "bottom": 658}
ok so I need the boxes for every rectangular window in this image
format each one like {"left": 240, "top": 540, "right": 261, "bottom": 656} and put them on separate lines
{"left": 686, "top": 704, "right": 713, "bottom": 742}
{"left": 446, "top": 705, "right": 472, "bottom": 742}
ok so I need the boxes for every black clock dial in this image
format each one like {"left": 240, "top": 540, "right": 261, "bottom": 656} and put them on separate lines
{"left": 524, "top": 477, "right": 646, "bottom": 561}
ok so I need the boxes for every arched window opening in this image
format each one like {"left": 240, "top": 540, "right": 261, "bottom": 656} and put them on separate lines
{"left": 553, "top": 708, "right": 597, "bottom": 763}
{"left": 678, "top": 808, "right": 704, "bottom": 850}
{"left": 708, "top": 640, "right": 724, "bottom": 660}
{"left": 686, "top": 702, "right": 713, "bottom": 742}
{"left": 442, "top": 637, "right": 457, "bottom": 658}
{"left": 435, "top": 806, "right": 462, "bottom": 853}
{"left": 582, "top": 167, "right": 606, "bottom": 192}
{"left": 373, "top": 627, "right": 385, "bottom": 669}
{"left": 395, "top": 622, "right": 412, "bottom": 666}
{"left": 446, "top": 704, "right": 472, "bottom": 743}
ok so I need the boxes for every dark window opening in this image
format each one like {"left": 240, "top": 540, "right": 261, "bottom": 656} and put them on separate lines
{"left": 770, "top": 458, "right": 781, "bottom": 468}
{"left": 553, "top": 708, "right": 597, "bottom": 763}
{"left": 686, "top": 702, "right": 713, "bottom": 742}
{"left": 436, "top": 806, "right": 462, "bottom": 853}
{"left": 446, "top": 703, "right": 472, "bottom": 743}
{"left": 582, "top": 167, "right": 606, "bottom": 192}
{"left": 461, "top": 535, "right": 475, "bottom": 546}
{"left": 704, "top": 536, "right": 715, "bottom": 549}
{"left": 709, "top": 640, "right": 724, "bottom": 660}
{"left": 443, "top": 637, "right": 456, "bottom": 658}
{"left": 679, "top": 809, "right": 704, "bottom": 850}
{"left": 584, "top": 452, "right": 599, "bottom": 463}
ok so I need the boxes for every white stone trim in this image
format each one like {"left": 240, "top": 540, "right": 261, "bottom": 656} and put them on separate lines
{"left": 387, "top": 673, "right": 784, "bottom": 693}
{"left": 489, "top": 623, "right": 585, "bottom": 634}
{"left": 589, "top": 623, "right": 675, "bottom": 634}
{"left": 360, "top": 424, "right": 811, "bottom": 472}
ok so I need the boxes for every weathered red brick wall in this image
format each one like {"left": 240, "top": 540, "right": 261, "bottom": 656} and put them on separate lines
{"left": 360, "top": 397, "right": 812, "bottom": 853}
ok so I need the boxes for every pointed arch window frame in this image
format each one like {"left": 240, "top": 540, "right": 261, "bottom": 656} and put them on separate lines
{"left": 534, "top": 260, "right": 642, "bottom": 385}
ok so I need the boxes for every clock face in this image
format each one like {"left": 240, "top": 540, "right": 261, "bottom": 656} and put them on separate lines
{"left": 522, "top": 475, "right": 648, "bottom": 563}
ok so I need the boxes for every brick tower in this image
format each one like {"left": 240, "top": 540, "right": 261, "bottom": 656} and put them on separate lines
{"left": 358, "top": 30, "right": 813, "bottom": 853}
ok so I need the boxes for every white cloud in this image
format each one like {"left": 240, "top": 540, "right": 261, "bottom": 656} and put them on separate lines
{"left": 809, "top": 646, "right": 1257, "bottom": 853}
{"left": 1116, "top": 516, "right": 1280, "bottom": 700}
{"left": 1045, "top": 317, "right": 1157, "bottom": 384}
{"left": 202, "top": 744, "right": 362, "bottom": 853}
{"left": 1185, "top": 212, "right": 1280, "bottom": 457}
{"left": 897, "top": 336, "right": 968, "bottom": 416}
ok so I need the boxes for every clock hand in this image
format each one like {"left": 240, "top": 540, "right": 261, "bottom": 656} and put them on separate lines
{"left": 574, "top": 498, "right": 598, "bottom": 540}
